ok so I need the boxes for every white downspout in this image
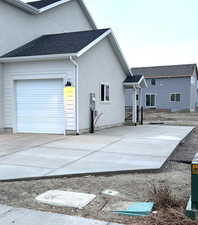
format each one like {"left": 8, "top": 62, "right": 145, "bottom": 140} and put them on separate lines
{"left": 69, "top": 56, "right": 80, "bottom": 135}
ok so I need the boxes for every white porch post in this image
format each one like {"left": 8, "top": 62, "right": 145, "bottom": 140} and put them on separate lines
{"left": 139, "top": 88, "right": 142, "bottom": 109}
{"left": 0, "top": 65, "right": 3, "bottom": 132}
{"left": 132, "top": 88, "right": 137, "bottom": 124}
{"left": 138, "top": 88, "right": 143, "bottom": 124}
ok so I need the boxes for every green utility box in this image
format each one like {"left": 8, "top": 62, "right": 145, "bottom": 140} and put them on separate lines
{"left": 192, "top": 154, "right": 198, "bottom": 210}
{"left": 186, "top": 153, "right": 198, "bottom": 220}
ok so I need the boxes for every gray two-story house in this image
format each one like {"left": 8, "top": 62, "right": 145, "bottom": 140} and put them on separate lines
{"left": 125, "top": 64, "right": 198, "bottom": 112}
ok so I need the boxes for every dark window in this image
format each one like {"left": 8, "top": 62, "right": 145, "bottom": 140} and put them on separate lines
{"left": 151, "top": 79, "right": 156, "bottom": 86}
{"left": 105, "top": 85, "right": 110, "bottom": 101}
{"left": 170, "top": 93, "right": 181, "bottom": 102}
{"left": 146, "top": 95, "right": 150, "bottom": 107}
{"left": 146, "top": 94, "right": 156, "bottom": 107}
{"left": 101, "top": 83, "right": 110, "bottom": 102}
{"left": 170, "top": 94, "right": 175, "bottom": 102}
{"left": 136, "top": 95, "right": 139, "bottom": 101}
{"left": 176, "top": 94, "right": 180, "bottom": 102}
{"left": 151, "top": 95, "right": 155, "bottom": 106}
{"left": 101, "top": 84, "right": 105, "bottom": 101}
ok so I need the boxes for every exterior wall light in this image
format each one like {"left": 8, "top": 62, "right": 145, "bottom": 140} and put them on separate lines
{"left": 65, "top": 81, "right": 72, "bottom": 87}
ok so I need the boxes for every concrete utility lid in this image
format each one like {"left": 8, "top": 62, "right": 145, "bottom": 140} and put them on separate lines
{"left": 102, "top": 190, "right": 119, "bottom": 196}
{"left": 36, "top": 190, "right": 96, "bottom": 209}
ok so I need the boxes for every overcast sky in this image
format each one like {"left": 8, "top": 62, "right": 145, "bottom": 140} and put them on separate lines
{"left": 24, "top": 0, "right": 198, "bottom": 67}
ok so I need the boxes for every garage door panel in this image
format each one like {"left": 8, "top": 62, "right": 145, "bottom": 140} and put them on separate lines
{"left": 16, "top": 79, "right": 65, "bottom": 134}
{"left": 17, "top": 93, "right": 63, "bottom": 99}
{"left": 17, "top": 105, "right": 63, "bottom": 110}
{"left": 17, "top": 115, "right": 64, "bottom": 121}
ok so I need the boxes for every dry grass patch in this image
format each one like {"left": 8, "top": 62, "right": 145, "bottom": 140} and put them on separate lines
{"left": 137, "top": 183, "right": 198, "bottom": 225}
{"left": 141, "top": 207, "right": 198, "bottom": 225}
{"left": 149, "top": 183, "right": 184, "bottom": 209}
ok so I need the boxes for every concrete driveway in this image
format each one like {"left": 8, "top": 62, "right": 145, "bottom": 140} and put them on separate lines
{"left": 0, "top": 204, "right": 121, "bottom": 225}
{"left": 0, "top": 125, "right": 193, "bottom": 181}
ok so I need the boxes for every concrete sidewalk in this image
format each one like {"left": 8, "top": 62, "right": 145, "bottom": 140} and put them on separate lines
{"left": 0, "top": 125, "right": 193, "bottom": 180}
{"left": 0, "top": 204, "right": 122, "bottom": 225}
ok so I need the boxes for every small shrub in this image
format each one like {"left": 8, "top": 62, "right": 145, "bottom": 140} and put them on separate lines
{"left": 149, "top": 183, "right": 184, "bottom": 209}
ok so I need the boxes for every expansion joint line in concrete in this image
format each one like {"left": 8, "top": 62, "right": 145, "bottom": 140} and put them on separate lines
{"left": 0, "top": 136, "right": 66, "bottom": 160}
{"left": 44, "top": 138, "right": 123, "bottom": 176}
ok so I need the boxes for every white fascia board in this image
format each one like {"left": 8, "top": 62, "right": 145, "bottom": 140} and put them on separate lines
{"left": 0, "top": 53, "right": 77, "bottom": 63}
{"left": 77, "top": 0, "right": 97, "bottom": 29}
{"left": 123, "top": 82, "right": 138, "bottom": 86}
{"left": 123, "top": 82, "right": 139, "bottom": 88}
{"left": 77, "top": 29, "right": 112, "bottom": 57}
{"left": 3, "top": 0, "right": 39, "bottom": 14}
{"left": 108, "top": 31, "right": 132, "bottom": 76}
{"left": 138, "top": 75, "right": 148, "bottom": 88}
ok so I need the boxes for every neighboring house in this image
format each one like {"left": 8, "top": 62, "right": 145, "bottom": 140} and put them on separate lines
{"left": 125, "top": 64, "right": 198, "bottom": 112}
{"left": 0, "top": 0, "right": 141, "bottom": 134}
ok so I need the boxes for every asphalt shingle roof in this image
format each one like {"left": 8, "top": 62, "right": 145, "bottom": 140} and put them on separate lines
{"left": 124, "top": 75, "right": 143, "bottom": 83}
{"left": 131, "top": 64, "right": 197, "bottom": 78}
{"left": 2, "top": 29, "right": 109, "bottom": 58}
{"left": 27, "top": 0, "right": 62, "bottom": 9}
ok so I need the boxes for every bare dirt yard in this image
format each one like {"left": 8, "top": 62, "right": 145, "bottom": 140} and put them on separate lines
{"left": 0, "top": 112, "right": 198, "bottom": 225}
{"left": 144, "top": 110, "right": 198, "bottom": 127}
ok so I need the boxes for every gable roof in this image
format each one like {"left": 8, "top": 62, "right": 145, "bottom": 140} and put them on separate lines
{"left": 123, "top": 75, "right": 147, "bottom": 88}
{"left": 27, "top": 0, "right": 64, "bottom": 9}
{"left": 2, "top": 29, "right": 109, "bottom": 58}
{"left": 3, "top": 0, "right": 97, "bottom": 29}
{"left": 0, "top": 29, "right": 131, "bottom": 76}
{"left": 124, "top": 75, "right": 143, "bottom": 83}
{"left": 131, "top": 64, "right": 197, "bottom": 79}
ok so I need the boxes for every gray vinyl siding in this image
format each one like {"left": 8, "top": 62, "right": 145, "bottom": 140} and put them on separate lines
{"left": 3, "top": 37, "right": 126, "bottom": 131}
{"left": 0, "top": 0, "right": 93, "bottom": 130}
{"left": 125, "top": 77, "right": 192, "bottom": 112}
{"left": 0, "top": 65, "right": 3, "bottom": 130}
{"left": 0, "top": 0, "right": 92, "bottom": 56}
{"left": 78, "top": 37, "right": 126, "bottom": 130}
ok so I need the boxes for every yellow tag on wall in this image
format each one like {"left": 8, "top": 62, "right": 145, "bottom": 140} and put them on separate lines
{"left": 192, "top": 164, "right": 198, "bottom": 175}
{"left": 64, "top": 86, "right": 76, "bottom": 131}
{"left": 64, "top": 87, "right": 75, "bottom": 100}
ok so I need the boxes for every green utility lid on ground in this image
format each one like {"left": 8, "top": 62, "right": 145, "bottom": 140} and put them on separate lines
{"left": 113, "top": 202, "right": 154, "bottom": 217}
{"left": 186, "top": 153, "right": 198, "bottom": 220}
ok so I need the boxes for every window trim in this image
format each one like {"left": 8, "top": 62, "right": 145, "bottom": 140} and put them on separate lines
{"left": 169, "top": 93, "right": 181, "bottom": 103}
{"left": 100, "top": 82, "right": 111, "bottom": 104}
{"left": 145, "top": 93, "right": 157, "bottom": 108}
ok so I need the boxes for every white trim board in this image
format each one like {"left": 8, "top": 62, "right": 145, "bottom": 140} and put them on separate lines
{"left": 0, "top": 30, "right": 131, "bottom": 77}
{"left": 77, "top": 29, "right": 112, "bottom": 57}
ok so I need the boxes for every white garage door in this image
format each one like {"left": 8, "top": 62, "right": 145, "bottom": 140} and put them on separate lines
{"left": 16, "top": 79, "right": 65, "bottom": 134}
